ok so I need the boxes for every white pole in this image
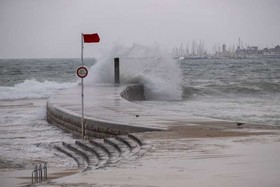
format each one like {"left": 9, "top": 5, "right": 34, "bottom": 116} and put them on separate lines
{"left": 81, "top": 33, "right": 85, "bottom": 139}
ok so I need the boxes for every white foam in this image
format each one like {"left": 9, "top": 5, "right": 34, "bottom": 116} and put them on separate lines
{"left": 85, "top": 44, "right": 183, "bottom": 100}
{"left": 0, "top": 79, "right": 77, "bottom": 100}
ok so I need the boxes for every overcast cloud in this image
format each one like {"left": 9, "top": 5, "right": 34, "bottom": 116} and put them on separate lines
{"left": 0, "top": 0, "right": 279, "bottom": 58}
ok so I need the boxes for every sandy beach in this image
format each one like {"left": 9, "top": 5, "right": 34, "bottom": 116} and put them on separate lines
{"left": 2, "top": 123, "right": 280, "bottom": 187}
{"left": 37, "top": 124, "right": 280, "bottom": 187}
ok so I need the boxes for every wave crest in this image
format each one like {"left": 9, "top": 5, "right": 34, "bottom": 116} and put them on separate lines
{"left": 0, "top": 79, "right": 76, "bottom": 100}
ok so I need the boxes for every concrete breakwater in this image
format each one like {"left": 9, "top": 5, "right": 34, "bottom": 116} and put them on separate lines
{"left": 120, "top": 85, "right": 145, "bottom": 101}
{"left": 47, "top": 84, "right": 158, "bottom": 139}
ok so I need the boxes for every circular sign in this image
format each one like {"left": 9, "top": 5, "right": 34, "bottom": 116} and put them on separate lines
{"left": 76, "top": 66, "right": 88, "bottom": 78}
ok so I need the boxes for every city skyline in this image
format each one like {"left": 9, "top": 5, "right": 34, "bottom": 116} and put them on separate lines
{"left": 172, "top": 38, "right": 280, "bottom": 55}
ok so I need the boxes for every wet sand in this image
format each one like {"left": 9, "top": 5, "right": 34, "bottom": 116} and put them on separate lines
{"left": 2, "top": 121, "right": 280, "bottom": 187}
{"left": 141, "top": 121, "right": 280, "bottom": 139}
{"left": 35, "top": 123, "right": 280, "bottom": 187}
{"left": 0, "top": 168, "right": 79, "bottom": 187}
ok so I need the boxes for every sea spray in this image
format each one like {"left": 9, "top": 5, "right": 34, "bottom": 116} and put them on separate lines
{"left": 0, "top": 79, "right": 77, "bottom": 100}
{"left": 85, "top": 44, "right": 183, "bottom": 100}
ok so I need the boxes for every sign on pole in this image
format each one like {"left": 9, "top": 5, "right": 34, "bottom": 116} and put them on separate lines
{"left": 80, "top": 33, "right": 100, "bottom": 140}
{"left": 76, "top": 66, "right": 88, "bottom": 78}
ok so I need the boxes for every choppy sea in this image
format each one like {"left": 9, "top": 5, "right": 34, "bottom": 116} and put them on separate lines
{"left": 140, "top": 58, "right": 280, "bottom": 126}
{"left": 0, "top": 48, "right": 280, "bottom": 169}
{"left": 0, "top": 58, "right": 94, "bottom": 169}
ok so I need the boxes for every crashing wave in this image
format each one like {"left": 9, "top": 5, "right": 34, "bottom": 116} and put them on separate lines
{"left": 85, "top": 43, "right": 183, "bottom": 100}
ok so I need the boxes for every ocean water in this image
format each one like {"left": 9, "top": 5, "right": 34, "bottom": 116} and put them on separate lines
{"left": 0, "top": 58, "right": 95, "bottom": 169}
{"left": 140, "top": 58, "right": 280, "bottom": 126}
{"left": 0, "top": 48, "right": 279, "bottom": 169}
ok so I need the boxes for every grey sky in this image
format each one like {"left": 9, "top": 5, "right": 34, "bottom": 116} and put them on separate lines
{"left": 0, "top": 0, "right": 279, "bottom": 58}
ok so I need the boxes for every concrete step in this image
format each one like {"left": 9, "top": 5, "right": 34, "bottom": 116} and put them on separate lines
{"left": 52, "top": 134, "right": 147, "bottom": 171}
{"left": 116, "top": 135, "right": 141, "bottom": 156}
{"left": 115, "top": 136, "right": 133, "bottom": 151}
{"left": 128, "top": 134, "right": 143, "bottom": 146}
{"left": 75, "top": 141, "right": 109, "bottom": 167}
{"left": 62, "top": 142, "right": 89, "bottom": 169}
{"left": 69, "top": 143, "right": 99, "bottom": 169}
{"left": 89, "top": 140, "right": 119, "bottom": 162}
{"left": 53, "top": 143, "right": 84, "bottom": 168}
{"left": 104, "top": 138, "right": 122, "bottom": 154}
{"left": 105, "top": 138, "right": 130, "bottom": 157}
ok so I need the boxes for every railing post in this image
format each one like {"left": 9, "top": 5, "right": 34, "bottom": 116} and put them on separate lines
{"left": 44, "top": 162, "right": 47, "bottom": 180}
{"left": 114, "top": 57, "right": 120, "bottom": 84}
{"left": 39, "top": 164, "right": 42, "bottom": 181}
{"left": 32, "top": 163, "right": 47, "bottom": 184}
{"left": 35, "top": 165, "right": 38, "bottom": 182}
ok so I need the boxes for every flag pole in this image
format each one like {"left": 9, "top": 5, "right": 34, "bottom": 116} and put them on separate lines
{"left": 81, "top": 33, "right": 85, "bottom": 140}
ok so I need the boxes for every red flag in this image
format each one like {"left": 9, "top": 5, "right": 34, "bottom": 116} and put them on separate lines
{"left": 83, "top": 33, "right": 100, "bottom": 43}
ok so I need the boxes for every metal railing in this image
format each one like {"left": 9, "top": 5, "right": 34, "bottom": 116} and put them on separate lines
{"left": 32, "top": 162, "right": 47, "bottom": 183}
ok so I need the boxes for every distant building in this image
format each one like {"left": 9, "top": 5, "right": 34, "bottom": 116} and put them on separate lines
{"left": 246, "top": 46, "right": 258, "bottom": 54}
{"left": 263, "top": 45, "right": 280, "bottom": 57}
{"left": 222, "top": 44, "right": 226, "bottom": 53}
{"left": 274, "top": 45, "right": 280, "bottom": 52}
{"left": 263, "top": 48, "right": 268, "bottom": 53}
{"left": 235, "top": 46, "right": 259, "bottom": 58}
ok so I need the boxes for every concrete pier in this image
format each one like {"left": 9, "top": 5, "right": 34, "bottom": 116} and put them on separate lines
{"left": 47, "top": 84, "right": 153, "bottom": 138}
{"left": 47, "top": 84, "right": 227, "bottom": 139}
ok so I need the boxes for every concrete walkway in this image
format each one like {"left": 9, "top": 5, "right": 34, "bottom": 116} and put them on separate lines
{"left": 48, "top": 84, "right": 225, "bottom": 131}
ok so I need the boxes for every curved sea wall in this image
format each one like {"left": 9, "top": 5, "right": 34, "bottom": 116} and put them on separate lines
{"left": 120, "top": 85, "right": 145, "bottom": 101}
{"left": 47, "top": 84, "right": 156, "bottom": 139}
